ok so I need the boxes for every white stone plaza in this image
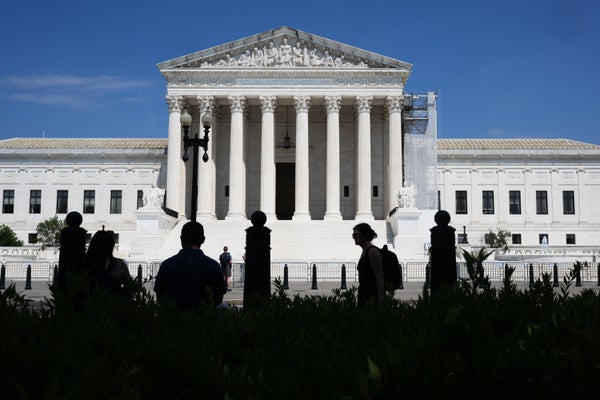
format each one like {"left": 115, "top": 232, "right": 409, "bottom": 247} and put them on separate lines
{"left": 1, "top": 27, "right": 599, "bottom": 265}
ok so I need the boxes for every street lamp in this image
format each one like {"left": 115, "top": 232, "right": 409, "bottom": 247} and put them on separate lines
{"left": 181, "top": 109, "right": 213, "bottom": 222}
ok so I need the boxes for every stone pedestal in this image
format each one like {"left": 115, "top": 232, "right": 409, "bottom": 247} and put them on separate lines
{"left": 129, "top": 207, "right": 178, "bottom": 258}
{"left": 387, "top": 208, "right": 437, "bottom": 260}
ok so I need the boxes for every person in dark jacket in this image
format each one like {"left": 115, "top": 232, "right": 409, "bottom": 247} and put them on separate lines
{"left": 154, "top": 221, "right": 226, "bottom": 310}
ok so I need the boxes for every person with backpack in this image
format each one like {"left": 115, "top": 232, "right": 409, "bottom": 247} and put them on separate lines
{"left": 219, "top": 246, "right": 233, "bottom": 292}
{"left": 352, "top": 223, "right": 384, "bottom": 305}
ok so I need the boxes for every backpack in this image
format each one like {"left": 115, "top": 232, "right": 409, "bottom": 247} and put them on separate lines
{"left": 380, "top": 245, "right": 400, "bottom": 293}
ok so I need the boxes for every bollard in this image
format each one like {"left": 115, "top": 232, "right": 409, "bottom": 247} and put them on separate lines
{"left": 283, "top": 264, "right": 289, "bottom": 290}
{"left": 425, "top": 262, "right": 431, "bottom": 290}
{"left": 52, "top": 264, "right": 58, "bottom": 287}
{"left": 597, "top": 263, "right": 600, "bottom": 287}
{"left": 429, "top": 210, "right": 457, "bottom": 296}
{"left": 575, "top": 264, "right": 582, "bottom": 287}
{"left": 311, "top": 263, "right": 318, "bottom": 290}
{"left": 528, "top": 263, "right": 534, "bottom": 288}
{"left": 243, "top": 211, "right": 272, "bottom": 308}
{"left": 25, "top": 264, "right": 32, "bottom": 290}
{"left": 137, "top": 264, "right": 143, "bottom": 286}
{"left": 553, "top": 263, "right": 559, "bottom": 287}
{"left": 398, "top": 263, "right": 404, "bottom": 290}
{"left": 0, "top": 264, "right": 5, "bottom": 290}
{"left": 504, "top": 264, "right": 509, "bottom": 281}
{"left": 340, "top": 264, "right": 347, "bottom": 290}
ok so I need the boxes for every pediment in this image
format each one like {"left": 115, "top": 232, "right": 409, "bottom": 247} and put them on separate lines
{"left": 157, "top": 26, "right": 412, "bottom": 71}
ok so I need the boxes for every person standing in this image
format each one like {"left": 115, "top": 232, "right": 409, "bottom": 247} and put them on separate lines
{"left": 219, "top": 246, "right": 233, "bottom": 291}
{"left": 86, "top": 229, "right": 132, "bottom": 296}
{"left": 154, "top": 222, "right": 226, "bottom": 310}
{"left": 352, "top": 223, "right": 384, "bottom": 305}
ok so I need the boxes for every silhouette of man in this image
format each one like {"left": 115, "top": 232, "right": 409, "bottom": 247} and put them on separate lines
{"left": 57, "top": 211, "right": 87, "bottom": 293}
{"left": 154, "top": 221, "right": 226, "bottom": 310}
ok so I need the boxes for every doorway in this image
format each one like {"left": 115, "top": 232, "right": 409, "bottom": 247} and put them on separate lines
{"left": 276, "top": 163, "right": 295, "bottom": 220}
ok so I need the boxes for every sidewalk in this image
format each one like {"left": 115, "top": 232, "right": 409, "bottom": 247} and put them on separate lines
{"left": 3, "top": 279, "right": 599, "bottom": 306}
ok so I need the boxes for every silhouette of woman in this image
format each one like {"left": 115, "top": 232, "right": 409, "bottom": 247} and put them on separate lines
{"left": 85, "top": 229, "right": 132, "bottom": 296}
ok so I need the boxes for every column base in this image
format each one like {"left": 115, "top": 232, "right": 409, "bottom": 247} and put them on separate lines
{"left": 196, "top": 212, "right": 217, "bottom": 221}
{"left": 324, "top": 211, "right": 342, "bottom": 221}
{"left": 225, "top": 211, "right": 247, "bottom": 221}
{"left": 292, "top": 211, "right": 311, "bottom": 221}
{"left": 264, "top": 212, "right": 278, "bottom": 222}
{"left": 354, "top": 212, "right": 374, "bottom": 221}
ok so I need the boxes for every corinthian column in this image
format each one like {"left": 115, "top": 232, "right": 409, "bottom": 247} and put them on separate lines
{"left": 165, "top": 95, "right": 184, "bottom": 217}
{"left": 293, "top": 95, "right": 311, "bottom": 220}
{"left": 355, "top": 96, "right": 374, "bottom": 220}
{"left": 324, "top": 96, "right": 342, "bottom": 220}
{"left": 386, "top": 96, "right": 404, "bottom": 214}
{"left": 226, "top": 96, "right": 246, "bottom": 220}
{"left": 260, "top": 96, "right": 277, "bottom": 220}
{"left": 196, "top": 95, "right": 216, "bottom": 220}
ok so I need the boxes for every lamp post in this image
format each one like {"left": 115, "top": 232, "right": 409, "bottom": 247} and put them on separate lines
{"left": 181, "top": 109, "right": 212, "bottom": 222}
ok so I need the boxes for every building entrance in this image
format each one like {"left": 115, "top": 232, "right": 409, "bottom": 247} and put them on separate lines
{"left": 276, "top": 163, "right": 295, "bottom": 220}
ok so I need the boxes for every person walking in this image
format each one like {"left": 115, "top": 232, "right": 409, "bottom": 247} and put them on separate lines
{"left": 219, "top": 246, "right": 233, "bottom": 291}
{"left": 352, "top": 223, "right": 384, "bottom": 305}
{"left": 154, "top": 222, "right": 226, "bottom": 310}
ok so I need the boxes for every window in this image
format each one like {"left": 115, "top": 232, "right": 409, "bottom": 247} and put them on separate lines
{"left": 110, "top": 190, "right": 122, "bottom": 214}
{"left": 85, "top": 233, "right": 92, "bottom": 244}
{"left": 137, "top": 190, "right": 144, "bottom": 209}
{"left": 536, "top": 191, "right": 548, "bottom": 214}
{"left": 56, "top": 190, "right": 68, "bottom": 214}
{"left": 482, "top": 190, "right": 494, "bottom": 214}
{"left": 3, "top": 190, "right": 14, "bottom": 214}
{"left": 28, "top": 233, "right": 37, "bottom": 244}
{"left": 563, "top": 190, "right": 575, "bottom": 214}
{"left": 83, "top": 190, "right": 95, "bottom": 214}
{"left": 455, "top": 190, "right": 468, "bottom": 214}
{"left": 29, "top": 190, "right": 41, "bottom": 214}
{"left": 437, "top": 190, "right": 441, "bottom": 211}
{"left": 372, "top": 186, "right": 378, "bottom": 197}
{"left": 344, "top": 186, "right": 349, "bottom": 197}
{"left": 539, "top": 234, "right": 549, "bottom": 245}
{"left": 225, "top": 185, "right": 229, "bottom": 197}
{"left": 484, "top": 233, "right": 493, "bottom": 245}
{"left": 509, "top": 191, "right": 521, "bottom": 214}
{"left": 566, "top": 234, "right": 576, "bottom": 245}
{"left": 113, "top": 232, "right": 120, "bottom": 244}
{"left": 511, "top": 234, "right": 522, "bottom": 245}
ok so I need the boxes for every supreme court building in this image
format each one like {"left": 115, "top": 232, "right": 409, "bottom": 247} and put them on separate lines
{"left": 1, "top": 27, "right": 599, "bottom": 263}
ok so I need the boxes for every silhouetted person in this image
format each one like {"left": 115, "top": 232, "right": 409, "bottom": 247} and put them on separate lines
{"left": 86, "top": 229, "right": 132, "bottom": 296}
{"left": 353, "top": 223, "right": 384, "bottom": 305}
{"left": 154, "top": 221, "right": 226, "bottom": 310}
{"left": 57, "top": 211, "right": 87, "bottom": 305}
{"left": 430, "top": 210, "right": 457, "bottom": 296}
{"left": 219, "top": 246, "right": 233, "bottom": 291}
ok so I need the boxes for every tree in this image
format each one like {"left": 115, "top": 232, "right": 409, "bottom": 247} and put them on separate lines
{"left": 36, "top": 215, "right": 65, "bottom": 247}
{"left": 0, "top": 224, "right": 24, "bottom": 246}
{"left": 484, "top": 229, "right": 511, "bottom": 251}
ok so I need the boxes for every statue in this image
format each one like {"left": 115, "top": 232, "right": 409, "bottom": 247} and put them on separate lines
{"left": 398, "top": 184, "right": 416, "bottom": 209}
{"left": 142, "top": 184, "right": 164, "bottom": 210}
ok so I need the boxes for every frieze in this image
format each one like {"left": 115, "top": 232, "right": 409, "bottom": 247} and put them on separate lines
{"left": 197, "top": 37, "right": 372, "bottom": 69}
{"left": 168, "top": 76, "right": 404, "bottom": 88}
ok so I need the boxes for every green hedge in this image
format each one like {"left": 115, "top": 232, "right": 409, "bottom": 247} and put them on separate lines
{"left": 1, "top": 266, "right": 599, "bottom": 399}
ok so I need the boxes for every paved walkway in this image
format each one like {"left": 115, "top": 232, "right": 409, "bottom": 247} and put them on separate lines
{"left": 3, "top": 279, "right": 599, "bottom": 307}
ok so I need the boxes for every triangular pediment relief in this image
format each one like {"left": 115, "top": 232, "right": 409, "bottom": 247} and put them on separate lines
{"left": 158, "top": 26, "right": 412, "bottom": 71}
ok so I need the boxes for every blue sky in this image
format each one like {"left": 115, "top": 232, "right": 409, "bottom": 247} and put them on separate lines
{"left": 0, "top": 0, "right": 598, "bottom": 144}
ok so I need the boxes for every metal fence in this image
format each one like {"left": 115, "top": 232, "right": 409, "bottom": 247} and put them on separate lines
{"left": 1, "top": 259, "right": 598, "bottom": 285}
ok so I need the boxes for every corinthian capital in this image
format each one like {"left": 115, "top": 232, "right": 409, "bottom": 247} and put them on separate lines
{"left": 259, "top": 96, "right": 277, "bottom": 113}
{"left": 166, "top": 95, "right": 184, "bottom": 112}
{"left": 386, "top": 96, "right": 403, "bottom": 113}
{"left": 197, "top": 96, "right": 215, "bottom": 116}
{"left": 293, "top": 96, "right": 311, "bottom": 113}
{"left": 324, "top": 96, "right": 342, "bottom": 113}
{"left": 228, "top": 96, "right": 246, "bottom": 113}
{"left": 355, "top": 96, "right": 372, "bottom": 113}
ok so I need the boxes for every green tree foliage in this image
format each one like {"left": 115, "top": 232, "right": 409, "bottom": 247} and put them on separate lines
{"left": 485, "top": 228, "right": 511, "bottom": 251}
{"left": 0, "top": 224, "right": 23, "bottom": 246}
{"left": 36, "top": 215, "right": 65, "bottom": 247}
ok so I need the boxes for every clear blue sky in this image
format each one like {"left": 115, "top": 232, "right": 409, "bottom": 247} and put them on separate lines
{"left": 1, "top": 0, "right": 598, "bottom": 144}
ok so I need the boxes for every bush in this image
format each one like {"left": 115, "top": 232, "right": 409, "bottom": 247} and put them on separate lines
{"left": 36, "top": 215, "right": 65, "bottom": 247}
{"left": 0, "top": 267, "right": 599, "bottom": 398}
{"left": 0, "top": 224, "right": 23, "bottom": 246}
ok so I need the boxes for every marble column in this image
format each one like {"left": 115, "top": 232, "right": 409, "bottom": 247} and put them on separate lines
{"left": 165, "top": 95, "right": 184, "bottom": 217}
{"left": 260, "top": 96, "right": 277, "bottom": 220}
{"left": 355, "top": 96, "right": 374, "bottom": 220}
{"left": 324, "top": 95, "right": 342, "bottom": 220}
{"left": 226, "top": 96, "right": 247, "bottom": 220}
{"left": 293, "top": 95, "right": 311, "bottom": 220}
{"left": 196, "top": 95, "right": 216, "bottom": 220}
{"left": 386, "top": 96, "right": 404, "bottom": 215}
